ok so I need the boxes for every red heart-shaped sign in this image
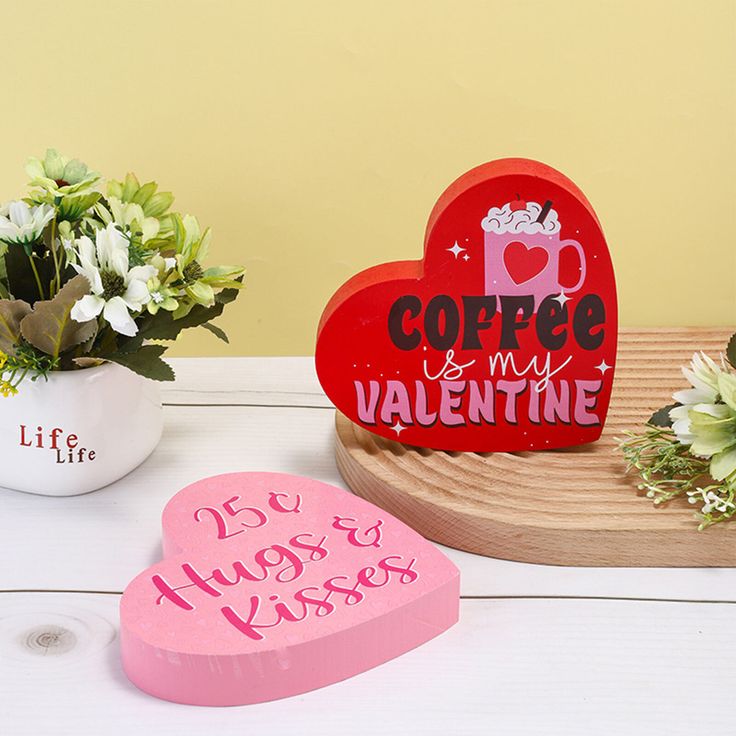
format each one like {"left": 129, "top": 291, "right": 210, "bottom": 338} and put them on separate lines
{"left": 316, "top": 158, "right": 618, "bottom": 451}
{"left": 120, "top": 473, "right": 459, "bottom": 705}
{"left": 503, "top": 241, "right": 550, "bottom": 284}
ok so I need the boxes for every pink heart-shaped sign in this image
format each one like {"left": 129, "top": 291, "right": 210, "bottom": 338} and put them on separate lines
{"left": 120, "top": 472, "right": 460, "bottom": 706}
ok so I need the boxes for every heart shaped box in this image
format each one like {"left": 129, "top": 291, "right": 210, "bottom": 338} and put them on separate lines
{"left": 120, "top": 473, "right": 460, "bottom": 706}
{"left": 316, "top": 158, "right": 618, "bottom": 452}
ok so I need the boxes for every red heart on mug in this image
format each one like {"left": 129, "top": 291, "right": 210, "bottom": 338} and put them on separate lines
{"left": 120, "top": 472, "right": 460, "bottom": 706}
{"left": 503, "top": 241, "right": 549, "bottom": 284}
{"left": 315, "top": 158, "right": 618, "bottom": 452}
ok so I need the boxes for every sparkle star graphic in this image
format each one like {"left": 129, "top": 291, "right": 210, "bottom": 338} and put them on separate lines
{"left": 595, "top": 359, "right": 612, "bottom": 375}
{"left": 391, "top": 421, "right": 406, "bottom": 437}
{"left": 447, "top": 241, "right": 466, "bottom": 259}
{"left": 462, "top": 253, "right": 470, "bottom": 261}
{"left": 552, "top": 292, "right": 571, "bottom": 307}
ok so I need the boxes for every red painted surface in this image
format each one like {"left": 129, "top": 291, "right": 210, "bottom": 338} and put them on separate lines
{"left": 316, "top": 159, "right": 617, "bottom": 451}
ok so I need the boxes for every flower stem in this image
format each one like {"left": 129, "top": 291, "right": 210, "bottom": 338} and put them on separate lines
{"left": 28, "top": 254, "right": 45, "bottom": 301}
{"left": 49, "top": 218, "right": 60, "bottom": 297}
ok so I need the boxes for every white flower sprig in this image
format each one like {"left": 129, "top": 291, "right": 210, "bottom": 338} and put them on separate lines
{"left": 0, "top": 148, "right": 245, "bottom": 395}
{"left": 620, "top": 342, "right": 736, "bottom": 529}
{"left": 669, "top": 353, "right": 736, "bottom": 481}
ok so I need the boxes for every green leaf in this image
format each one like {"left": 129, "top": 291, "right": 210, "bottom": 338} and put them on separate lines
{"left": 126, "top": 275, "right": 243, "bottom": 345}
{"left": 122, "top": 172, "right": 140, "bottom": 201}
{"left": 215, "top": 276, "right": 244, "bottom": 305}
{"left": 62, "top": 158, "right": 90, "bottom": 184}
{"left": 75, "top": 320, "right": 98, "bottom": 355}
{"left": 145, "top": 191, "right": 174, "bottom": 218}
{"left": 201, "top": 322, "right": 229, "bottom": 343}
{"left": 649, "top": 404, "right": 678, "bottom": 428}
{"left": 0, "top": 299, "right": 32, "bottom": 355}
{"left": 131, "top": 181, "right": 157, "bottom": 207}
{"left": 20, "top": 275, "right": 96, "bottom": 358}
{"left": 140, "top": 236, "right": 174, "bottom": 253}
{"left": 44, "top": 149, "right": 65, "bottom": 180}
{"left": 139, "top": 301, "right": 225, "bottom": 341}
{"left": 92, "top": 326, "right": 120, "bottom": 359}
{"left": 171, "top": 299, "right": 195, "bottom": 320}
{"left": 710, "top": 446, "right": 736, "bottom": 481}
{"left": 112, "top": 334, "right": 144, "bottom": 356}
{"left": 727, "top": 332, "right": 736, "bottom": 370}
{"left": 107, "top": 179, "right": 123, "bottom": 199}
{"left": 107, "top": 344, "right": 175, "bottom": 382}
{"left": 58, "top": 192, "right": 101, "bottom": 222}
{"left": 187, "top": 280, "right": 215, "bottom": 305}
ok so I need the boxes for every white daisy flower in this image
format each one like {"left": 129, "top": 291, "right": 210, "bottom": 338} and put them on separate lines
{"left": 0, "top": 201, "right": 55, "bottom": 247}
{"left": 669, "top": 352, "right": 725, "bottom": 445}
{"left": 70, "top": 223, "right": 156, "bottom": 337}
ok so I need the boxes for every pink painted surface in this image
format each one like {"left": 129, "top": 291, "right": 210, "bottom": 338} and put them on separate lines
{"left": 120, "top": 472, "right": 460, "bottom": 706}
{"left": 484, "top": 231, "right": 587, "bottom": 309}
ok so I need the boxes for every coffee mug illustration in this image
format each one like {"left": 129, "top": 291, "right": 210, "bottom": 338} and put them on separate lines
{"left": 482, "top": 198, "right": 586, "bottom": 310}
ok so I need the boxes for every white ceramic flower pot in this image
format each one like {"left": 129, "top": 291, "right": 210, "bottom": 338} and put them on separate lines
{"left": 0, "top": 363, "right": 163, "bottom": 496}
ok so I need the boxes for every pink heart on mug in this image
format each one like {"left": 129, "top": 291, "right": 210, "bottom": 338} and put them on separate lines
{"left": 120, "top": 472, "right": 460, "bottom": 706}
{"left": 503, "top": 240, "right": 549, "bottom": 284}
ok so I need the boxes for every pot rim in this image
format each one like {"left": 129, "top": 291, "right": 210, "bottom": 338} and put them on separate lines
{"left": 8, "top": 361, "right": 122, "bottom": 385}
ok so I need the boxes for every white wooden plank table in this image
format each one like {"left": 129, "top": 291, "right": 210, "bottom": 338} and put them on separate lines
{"left": 1, "top": 357, "right": 733, "bottom": 735}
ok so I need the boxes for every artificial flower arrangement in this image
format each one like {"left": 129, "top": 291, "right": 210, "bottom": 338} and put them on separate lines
{"left": 620, "top": 333, "right": 736, "bottom": 529}
{"left": 0, "top": 150, "right": 244, "bottom": 395}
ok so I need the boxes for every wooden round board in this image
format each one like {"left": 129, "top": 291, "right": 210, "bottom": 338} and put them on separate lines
{"left": 335, "top": 328, "right": 736, "bottom": 567}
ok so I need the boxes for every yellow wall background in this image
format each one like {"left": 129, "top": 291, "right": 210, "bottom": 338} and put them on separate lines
{"left": 0, "top": 0, "right": 733, "bottom": 356}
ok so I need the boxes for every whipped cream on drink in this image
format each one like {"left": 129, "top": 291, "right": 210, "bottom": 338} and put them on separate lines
{"left": 481, "top": 200, "right": 560, "bottom": 236}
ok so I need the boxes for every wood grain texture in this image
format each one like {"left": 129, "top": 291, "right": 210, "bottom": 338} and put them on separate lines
{"left": 336, "top": 328, "right": 736, "bottom": 566}
{"left": 5, "top": 356, "right": 736, "bottom": 598}
{"left": 164, "top": 357, "right": 330, "bottom": 406}
{"left": 3, "top": 354, "right": 736, "bottom": 734}
{"left": 2, "top": 592, "right": 734, "bottom": 736}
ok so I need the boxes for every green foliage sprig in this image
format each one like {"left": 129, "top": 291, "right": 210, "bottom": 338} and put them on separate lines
{"left": 0, "top": 342, "right": 59, "bottom": 396}
{"left": 619, "top": 333, "right": 736, "bottom": 529}
{"left": 0, "top": 149, "right": 245, "bottom": 392}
